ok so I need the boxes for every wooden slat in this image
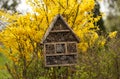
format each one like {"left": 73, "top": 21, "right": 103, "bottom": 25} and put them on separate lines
{"left": 44, "top": 44, "right": 47, "bottom": 66}
{"left": 65, "top": 42, "right": 67, "bottom": 54}
{"left": 45, "top": 63, "right": 76, "bottom": 67}
{"left": 54, "top": 43, "right": 56, "bottom": 54}
{"left": 76, "top": 44, "right": 78, "bottom": 64}
{"left": 46, "top": 53, "right": 77, "bottom": 56}
{"left": 50, "top": 30, "right": 70, "bottom": 33}
{"left": 45, "top": 41, "right": 77, "bottom": 44}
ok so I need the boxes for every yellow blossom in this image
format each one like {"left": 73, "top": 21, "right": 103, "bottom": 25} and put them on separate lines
{"left": 0, "top": 0, "right": 99, "bottom": 66}
{"left": 78, "top": 43, "right": 88, "bottom": 52}
{"left": 108, "top": 31, "right": 117, "bottom": 38}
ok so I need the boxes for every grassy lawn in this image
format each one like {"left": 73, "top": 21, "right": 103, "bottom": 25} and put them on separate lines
{"left": 0, "top": 53, "right": 11, "bottom": 79}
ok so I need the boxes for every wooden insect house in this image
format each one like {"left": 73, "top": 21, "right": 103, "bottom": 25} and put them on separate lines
{"left": 41, "top": 14, "right": 80, "bottom": 67}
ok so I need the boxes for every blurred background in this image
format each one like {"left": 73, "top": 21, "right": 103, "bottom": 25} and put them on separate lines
{"left": 0, "top": 0, "right": 120, "bottom": 32}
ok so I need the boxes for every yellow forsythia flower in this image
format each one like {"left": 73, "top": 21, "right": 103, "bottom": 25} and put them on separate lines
{"left": 99, "top": 39, "right": 106, "bottom": 47}
{"left": 109, "top": 31, "right": 117, "bottom": 38}
{"left": 78, "top": 43, "right": 88, "bottom": 52}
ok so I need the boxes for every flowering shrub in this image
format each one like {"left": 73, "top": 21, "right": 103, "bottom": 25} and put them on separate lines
{"left": 0, "top": 0, "right": 110, "bottom": 79}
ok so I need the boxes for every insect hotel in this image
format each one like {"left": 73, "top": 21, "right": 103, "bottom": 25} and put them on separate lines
{"left": 41, "top": 14, "right": 80, "bottom": 67}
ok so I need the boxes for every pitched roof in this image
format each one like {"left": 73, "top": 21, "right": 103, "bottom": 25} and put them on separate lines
{"left": 41, "top": 14, "right": 80, "bottom": 43}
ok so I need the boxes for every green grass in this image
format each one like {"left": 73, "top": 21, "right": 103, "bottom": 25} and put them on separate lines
{"left": 0, "top": 53, "right": 11, "bottom": 79}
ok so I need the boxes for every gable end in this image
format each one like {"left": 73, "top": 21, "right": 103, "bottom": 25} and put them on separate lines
{"left": 41, "top": 14, "right": 80, "bottom": 43}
